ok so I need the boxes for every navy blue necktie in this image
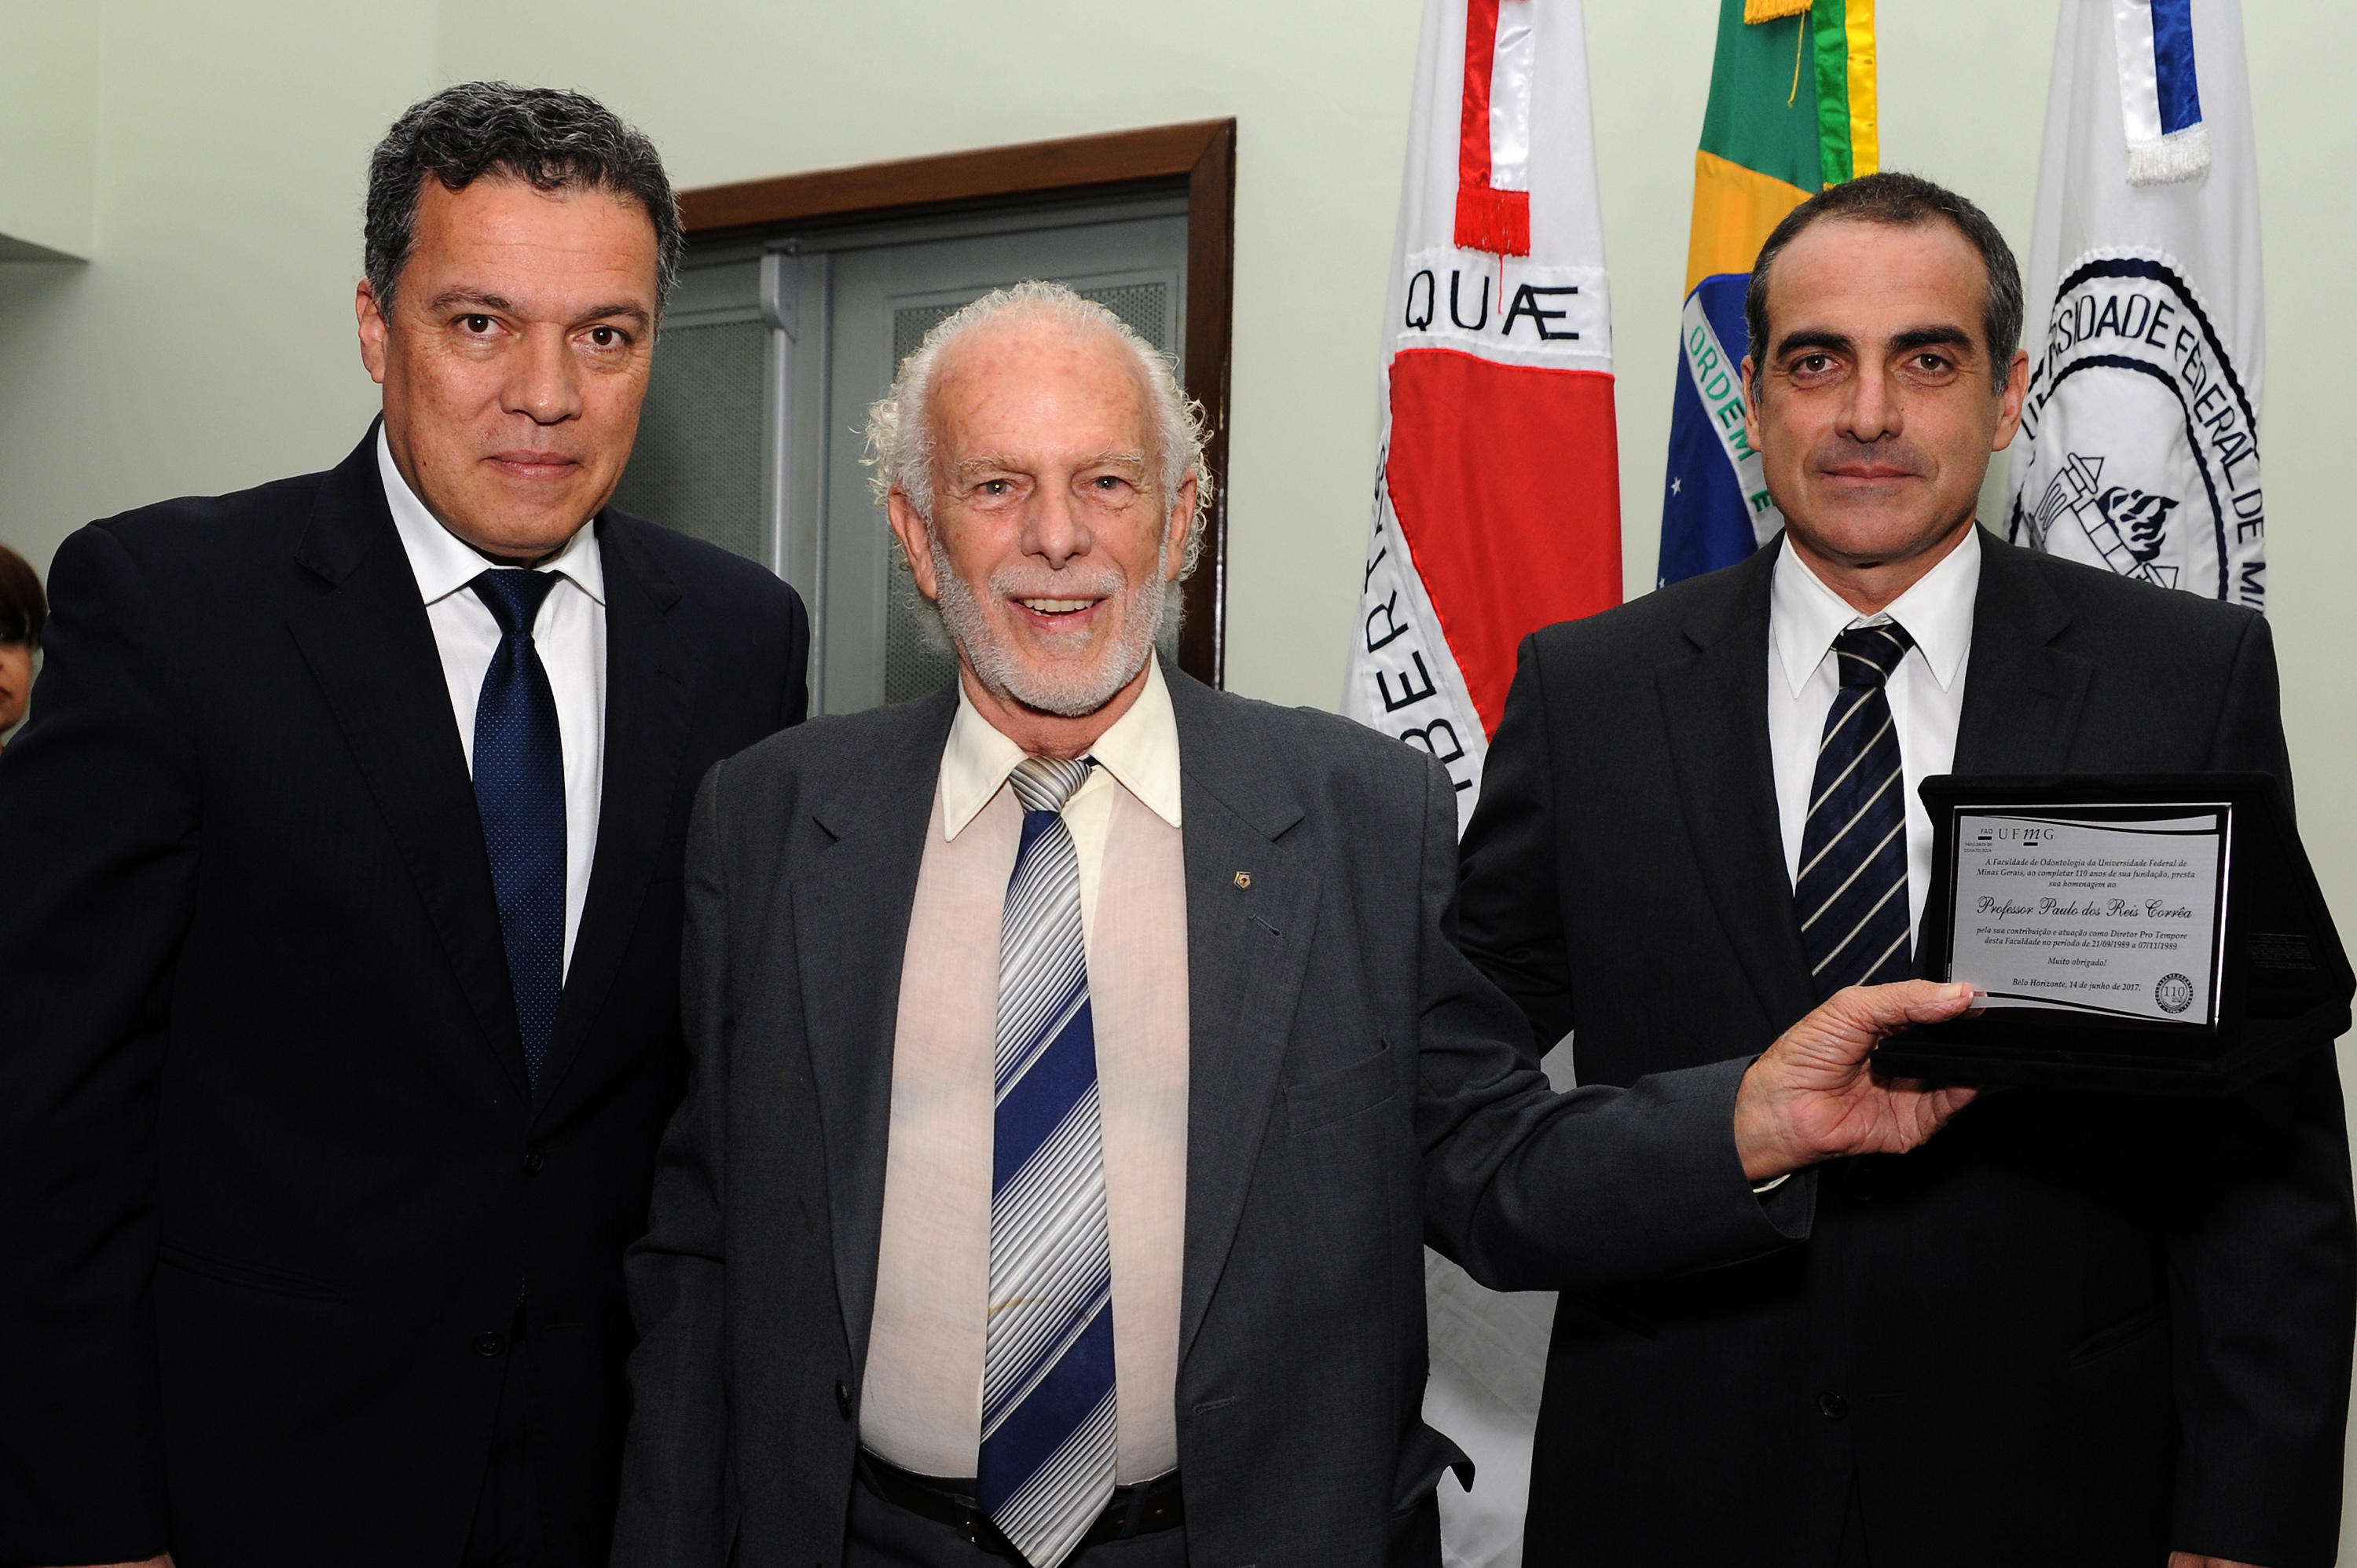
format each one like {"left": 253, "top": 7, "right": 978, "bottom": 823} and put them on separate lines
{"left": 1796, "top": 621, "right": 1916, "bottom": 1002}
{"left": 471, "top": 569, "right": 566, "bottom": 1090}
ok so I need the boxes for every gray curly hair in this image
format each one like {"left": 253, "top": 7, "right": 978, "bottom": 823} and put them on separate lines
{"left": 864, "top": 280, "right": 1212, "bottom": 581}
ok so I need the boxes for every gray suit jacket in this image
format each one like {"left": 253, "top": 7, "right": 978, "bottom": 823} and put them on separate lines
{"left": 614, "top": 662, "right": 1810, "bottom": 1566}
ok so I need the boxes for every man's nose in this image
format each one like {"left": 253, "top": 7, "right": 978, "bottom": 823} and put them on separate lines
{"left": 1841, "top": 365, "right": 1902, "bottom": 444}
{"left": 503, "top": 328, "right": 584, "bottom": 427}
{"left": 1024, "top": 481, "right": 1093, "bottom": 570}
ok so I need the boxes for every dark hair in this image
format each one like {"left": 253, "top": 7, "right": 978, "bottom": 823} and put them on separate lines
{"left": 0, "top": 543, "right": 45, "bottom": 649}
{"left": 364, "top": 82, "right": 683, "bottom": 319}
{"left": 1744, "top": 170, "right": 2023, "bottom": 394}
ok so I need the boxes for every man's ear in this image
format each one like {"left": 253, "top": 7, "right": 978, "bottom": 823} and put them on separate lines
{"left": 1741, "top": 355, "right": 1761, "bottom": 453}
{"left": 1992, "top": 347, "right": 2031, "bottom": 452}
{"left": 1163, "top": 474, "right": 1199, "bottom": 583}
{"left": 886, "top": 490, "right": 941, "bottom": 602}
{"left": 357, "top": 280, "right": 390, "bottom": 387}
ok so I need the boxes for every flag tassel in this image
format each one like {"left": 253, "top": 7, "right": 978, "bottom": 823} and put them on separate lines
{"left": 1453, "top": 185, "right": 1531, "bottom": 257}
{"left": 2126, "top": 124, "right": 2211, "bottom": 185}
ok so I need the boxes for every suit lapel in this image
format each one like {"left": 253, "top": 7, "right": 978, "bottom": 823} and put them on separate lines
{"left": 1655, "top": 544, "right": 1819, "bottom": 1030}
{"left": 533, "top": 517, "right": 696, "bottom": 1112}
{"left": 1952, "top": 533, "right": 2091, "bottom": 775}
{"left": 797, "top": 690, "right": 957, "bottom": 1368}
{"left": 1164, "top": 669, "right": 1321, "bottom": 1366}
{"left": 284, "top": 429, "right": 529, "bottom": 1101}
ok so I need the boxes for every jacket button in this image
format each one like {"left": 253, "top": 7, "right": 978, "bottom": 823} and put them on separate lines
{"left": 522, "top": 1152, "right": 546, "bottom": 1176}
{"left": 475, "top": 1332, "right": 506, "bottom": 1357}
{"left": 834, "top": 1379, "right": 853, "bottom": 1420}
{"left": 1817, "top": 1390, "right": 1848, "bottom": 1420}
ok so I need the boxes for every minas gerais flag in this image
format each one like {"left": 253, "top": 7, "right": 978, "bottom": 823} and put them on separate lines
{"left": 1343, "top": 2, "right": 1624, "bottom": 1561}
{"left": 1657, "top": 0, "right": 1879, "bottom": 588}
{"left": 1343, "top": 0, "right": 1622, "bottom": 832}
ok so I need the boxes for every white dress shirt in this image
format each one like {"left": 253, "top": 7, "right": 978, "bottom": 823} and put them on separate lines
{"left": 1768, "top": 526, "right": 1981, "bottom": 945}
{"left": 377, "top": 428, "right": 607, "bottom": 977}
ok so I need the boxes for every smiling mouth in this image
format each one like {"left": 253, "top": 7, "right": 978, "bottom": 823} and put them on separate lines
{"left": 1015, "top": 597, "right": 1100, "bottom": 617}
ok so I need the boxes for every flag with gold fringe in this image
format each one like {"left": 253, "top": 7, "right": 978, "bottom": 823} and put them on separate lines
{"left": 1656, "top": 0, "right": 1877, "bottom": 587}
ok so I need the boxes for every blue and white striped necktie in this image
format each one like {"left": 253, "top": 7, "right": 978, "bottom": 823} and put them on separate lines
{"left": 979, "top": 754, "right": 1116, "bottom": 1568}
{"left": 1797, "top": 621, "right": 1917, "bottom": 1002}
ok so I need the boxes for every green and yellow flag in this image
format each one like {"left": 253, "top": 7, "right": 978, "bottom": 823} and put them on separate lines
{"left": 1659, "top": 0, "right": 1879, "bottom": 584}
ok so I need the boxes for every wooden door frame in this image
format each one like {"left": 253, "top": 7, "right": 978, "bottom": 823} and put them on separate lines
{"left": 680, "top": 119, "right": 1238, "bottom": 687}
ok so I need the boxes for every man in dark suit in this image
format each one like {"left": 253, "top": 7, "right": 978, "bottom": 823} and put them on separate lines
{"left": 612, "top": 280, "right": 1982, "bottom": 1568}
{"left": 0, "top": 84, "right": 808, "bottom": 1568}
{"left": 1459, "top": 172, "right": 2355, "bottom": 1567}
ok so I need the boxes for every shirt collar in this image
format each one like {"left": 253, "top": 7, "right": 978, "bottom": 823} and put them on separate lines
{"left": 1769, "top": 523, "right": 1980, "bottom": 698}
{"left": 939, "top": 655, "right": 1185, "bottom": 840}
{"left": 376, "top": 424, "right": 605, "bottom": 609}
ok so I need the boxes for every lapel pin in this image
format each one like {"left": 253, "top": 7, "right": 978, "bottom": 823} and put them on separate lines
{"left": 1233, "top": 871, "right": 1252, "bottom": 889}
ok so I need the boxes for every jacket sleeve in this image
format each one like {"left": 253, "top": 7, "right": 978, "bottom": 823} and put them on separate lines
{"left": 0, "top": 525, "right": 198, "bottom": 1563}
{"left": 776, "top": 581, "right": 812, "bottom": 731}
{"left": 613, "top": 764, "right": 741, "bottom": 1568}
{"left": 1415, "top": 743, "right": 1813, "bottom": 1291}
{"left": 2165, "top": 612, "right": 2356, "bottom": 1567}
{"left": 1453, "top": 634, "right": 1576, "bottom": 1050}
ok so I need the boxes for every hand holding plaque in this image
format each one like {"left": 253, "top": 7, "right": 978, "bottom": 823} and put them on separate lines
{"left": 1876, "top": 773, "right": 2355, "bottom": 1094}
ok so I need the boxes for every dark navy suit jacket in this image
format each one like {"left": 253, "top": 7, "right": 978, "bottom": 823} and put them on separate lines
{"left": 1459, "top": 532, "right": 2356, "bottom": 1568}
{"left": 0, "top": 428, "right": 808, "bottom": 1567}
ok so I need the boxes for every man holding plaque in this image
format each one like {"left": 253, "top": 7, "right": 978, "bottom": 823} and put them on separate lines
{"left": 1459, "top": 172, "right": 2355, "bottom": 1567}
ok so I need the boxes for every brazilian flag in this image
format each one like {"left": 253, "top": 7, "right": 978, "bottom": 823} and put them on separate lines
{"left": 1658, "top": 0, "right": 1878, "bottom": 587}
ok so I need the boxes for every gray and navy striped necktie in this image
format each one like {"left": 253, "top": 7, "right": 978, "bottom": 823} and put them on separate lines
{"left": 1797, "top": 621, "right": 1916, "bottom": 1002}
{"left": 979, "top": 754, "right": 1116, "bottom": 1568}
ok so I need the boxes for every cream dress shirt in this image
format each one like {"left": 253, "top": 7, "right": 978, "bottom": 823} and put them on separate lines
{"left": 1767, "top": 525, "right": 1982, "bottom": 943}
{"left": 378, "top": 427, "right": 607, "bottom": 976}
{"left": 860, "top": 658, "right": 1190, "bottom": 1485}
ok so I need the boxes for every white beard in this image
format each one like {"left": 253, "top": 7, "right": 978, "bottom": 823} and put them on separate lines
{"left": 931, "top": 533, "right": 1169, "bottom": 719}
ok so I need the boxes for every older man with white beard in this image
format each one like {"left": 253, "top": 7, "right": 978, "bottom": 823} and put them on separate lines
{"left": 611, "top": 280, "right": 1988, "bottom": 1568}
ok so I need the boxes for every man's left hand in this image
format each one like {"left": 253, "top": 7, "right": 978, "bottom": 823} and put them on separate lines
{"left": 1735, "top": 980, "right": 1980, "bottom": 1181}
{"left": 2169, "top": 1555, "right": 2267, "bottom": 1568}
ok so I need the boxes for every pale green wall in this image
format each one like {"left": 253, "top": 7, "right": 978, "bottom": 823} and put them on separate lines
{"left": 0, "top": 1, "right": 431, "bottom": 551}
{"left": 2, "top": 0, "right": 2355, "bottom": 1549}
{"left": 0, "top": 0, "right": 101, "bottom": 259}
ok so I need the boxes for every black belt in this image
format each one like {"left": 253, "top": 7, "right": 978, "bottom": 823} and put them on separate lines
{"left": 854, "top": 1449, "right": 1183, "bottom": 1559}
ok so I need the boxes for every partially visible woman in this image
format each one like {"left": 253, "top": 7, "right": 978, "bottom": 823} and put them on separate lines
{"left": 0, "top": 543, "right": 46, "bottom": 753}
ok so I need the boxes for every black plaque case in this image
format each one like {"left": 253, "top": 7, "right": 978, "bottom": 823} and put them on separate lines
{"left": 1874, "top": 773, "right": 2354, "bottom": 1095}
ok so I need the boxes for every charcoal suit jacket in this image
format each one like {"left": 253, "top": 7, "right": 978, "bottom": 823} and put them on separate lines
{"left": 0, "top": 427, "right": 808, "bottom": 1567}
{"left": 612, "top": 662, "right": 1825, "bottom": 1567}
{"left": 1457, "top": 529, "right": 2356, "bottom": 1568}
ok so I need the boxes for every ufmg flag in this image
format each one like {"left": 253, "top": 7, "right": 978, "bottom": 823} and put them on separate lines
{"left": 2007, "top": 0, "right": 2264, "bottom": 610}
{"left": 1345, "top": 0, "right": 1620, "bottom": 832}
{"left": 1656, "top": 0, "right": 1878, "bottom": 588}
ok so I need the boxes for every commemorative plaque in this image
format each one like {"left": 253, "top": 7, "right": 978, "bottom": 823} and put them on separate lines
{"left": 1874, "top": 773, "right": 2355, "bottom": 1094}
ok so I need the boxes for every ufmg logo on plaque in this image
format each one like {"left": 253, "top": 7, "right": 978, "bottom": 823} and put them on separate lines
{"left": 2007, "top": 247, "right": 2264, "bottom": 610}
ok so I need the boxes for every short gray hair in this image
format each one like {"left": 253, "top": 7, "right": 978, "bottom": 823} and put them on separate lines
{"left": 864, "top": 280, "right": 1212, "bottom": 580}
{"left": 364, "top": 82, "right": 684, "bottom": 319}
